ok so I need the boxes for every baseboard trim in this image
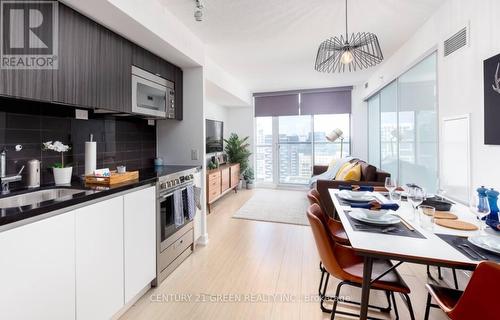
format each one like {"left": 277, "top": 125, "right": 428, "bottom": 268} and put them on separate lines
{"left": 197, "top": 233, "right": 209, "bottom": 246}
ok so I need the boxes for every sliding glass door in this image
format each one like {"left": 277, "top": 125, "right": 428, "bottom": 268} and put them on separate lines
{"left": 368, "top": 52, "right": 437, "bottom": 193}
{"left": 255, "top": 114, "right": 350, "bottom": 186}
{"left": 255, "top": 117, "right": 273, "bottom": 183}
{"left": 278, "top": 115, "right": 313, "bottom": 184}
{"left": 380, "top": 81, "right": 399, "bottom": 179}
{"left": 398, "top": 54, "right": 438, "bottom": 191}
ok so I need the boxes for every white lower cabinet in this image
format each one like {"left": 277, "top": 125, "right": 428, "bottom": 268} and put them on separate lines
{"left": 123, "top": 186, "right": 156, "bottom": 303}
{"left": 75, "top": 196, "right": 124, "bottom": 320}
{"left": 0, "top": 212, "right": 76, "bottom": 320}
{"left": 0, "top": 186, "right": 157, "bottom": 320}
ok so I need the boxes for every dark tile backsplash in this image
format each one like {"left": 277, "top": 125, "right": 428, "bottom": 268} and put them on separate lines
{"left": 0, "top": 97, "right": 156, "bottom": 186}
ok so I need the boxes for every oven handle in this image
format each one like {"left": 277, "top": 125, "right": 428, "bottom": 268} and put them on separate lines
{"left": 159, "top": 185, "right": 190, "bottom": 199}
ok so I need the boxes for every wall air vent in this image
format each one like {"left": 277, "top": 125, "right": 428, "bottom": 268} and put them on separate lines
{"left": 444, "top": 26, "right": 468, "bottom": 57}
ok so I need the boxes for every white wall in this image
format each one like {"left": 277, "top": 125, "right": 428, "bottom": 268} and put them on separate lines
{"left": 204, "top": 101, "right": 254, "bottom": 168}
{"left": 226, "top": 107, "right": 255, "bottom": 167}
{"left": 157, "top": 67, "right": 205, "bottom": 166}
{"left": 359, "top": 0, "right": 500, "bottom": 193}
{"left": 350, "top": 85, "right": 368, "bottom": 160}
{"left": 205, "top": 58, "right": 252, "bottom": 107}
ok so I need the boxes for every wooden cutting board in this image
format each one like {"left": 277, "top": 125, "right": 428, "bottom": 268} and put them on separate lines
{"left": 435, "top": 219, "right": 478, "bottom": 231}
{"left": 425, "top": 211, "right": 458, "bottom": 220}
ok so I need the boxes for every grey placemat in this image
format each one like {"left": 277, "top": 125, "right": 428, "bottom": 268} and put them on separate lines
{"left": 344, "top": 211, "right": 426, "bottom": 239}
{"left": 436, "top": 234, "right": 500, "bottom": 262}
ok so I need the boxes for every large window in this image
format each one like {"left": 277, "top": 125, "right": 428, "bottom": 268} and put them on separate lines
{"left": 313, "top": 114, "right": 350, "bottom": 165}
{"left": 367, "top": 52, "right": 438, "bottom": 193}
{"left": 255, "top": 114, "right": 351, "bottom": 185}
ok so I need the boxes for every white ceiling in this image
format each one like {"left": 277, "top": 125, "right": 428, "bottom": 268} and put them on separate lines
{"left": 161, "top": 0, "right": 445, "bottom": 93}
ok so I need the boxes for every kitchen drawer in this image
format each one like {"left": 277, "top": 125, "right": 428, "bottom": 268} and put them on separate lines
{"left": 208, "top": 175, "right": 220, "bottom": 184}
{"left": 208, "top": 179, "right": 220, "bottom": 190}
{"left": 208, "top": 188, "right": 220, "bottom": 203}
{"left": 208, "top": 171, "right": 221, "bottom": 182}
{"left": 159, "top": 228, "right": 193, "bottom": 273}
{"left": 158, "top": 246, "right": 192, "bottom": 284}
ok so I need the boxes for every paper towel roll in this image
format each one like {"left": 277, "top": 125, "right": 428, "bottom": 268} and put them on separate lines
{"left": 85, "top": 141, "right": 96, "bottom": 175}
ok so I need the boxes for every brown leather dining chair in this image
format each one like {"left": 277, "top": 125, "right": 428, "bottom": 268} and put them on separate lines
{"left": 307, "top": 189, "right": 349, "bottom": 245}
{"left": 307, "top": 203, "right": 416, "bottom": 320}
{"left": 424, "top": 261, "right": 500, "bottom": 320}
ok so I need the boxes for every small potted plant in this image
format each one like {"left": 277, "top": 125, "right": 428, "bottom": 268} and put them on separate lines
{"left": 243, "top": 167, "right": 255, "bottom": 189}
{"left": 42, "top": 141, "right": 72, "bottom": 185}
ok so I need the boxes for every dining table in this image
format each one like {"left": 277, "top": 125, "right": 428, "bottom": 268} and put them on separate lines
{"left": 328, "top": 188, "right": 494, "bottom": 320}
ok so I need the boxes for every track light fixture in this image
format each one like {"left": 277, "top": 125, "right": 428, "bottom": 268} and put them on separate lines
{"left": 194, "top": 0, "right": 204, "bottom": 22}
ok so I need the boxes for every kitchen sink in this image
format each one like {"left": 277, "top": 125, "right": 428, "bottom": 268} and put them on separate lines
{"left": 0, "top": 188, "right": 87, "bottom": 209}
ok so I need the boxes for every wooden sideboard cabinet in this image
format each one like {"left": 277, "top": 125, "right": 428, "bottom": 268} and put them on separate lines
{"left": 206, "top": 163, "right": 240, "bottom": 213}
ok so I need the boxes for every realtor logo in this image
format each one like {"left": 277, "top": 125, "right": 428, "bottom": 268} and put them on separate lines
{"left": 0, "top": 0, "right": 58, "bottom": 69}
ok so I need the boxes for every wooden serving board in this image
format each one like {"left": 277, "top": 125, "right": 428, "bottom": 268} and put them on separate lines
{"left": 425, "top": 211, "right": 458, "bottom": 220}
{"left": 85, "top": 171, "right": 139, "bottom": 186}
{"left": 435, "top": 219, "right": 478, "bottom": 231}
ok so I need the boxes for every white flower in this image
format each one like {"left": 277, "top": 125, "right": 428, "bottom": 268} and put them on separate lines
{"left": 42, "top": 141, "right": 70, "bottom": 153}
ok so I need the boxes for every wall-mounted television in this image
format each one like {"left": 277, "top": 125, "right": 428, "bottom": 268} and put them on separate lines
{"left": 206, "top": 119, "right": 224, "bottom": 153}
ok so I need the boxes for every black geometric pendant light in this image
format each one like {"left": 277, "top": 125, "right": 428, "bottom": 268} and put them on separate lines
{"left": 315, "top": 0, "right": 384, "bottom": 73}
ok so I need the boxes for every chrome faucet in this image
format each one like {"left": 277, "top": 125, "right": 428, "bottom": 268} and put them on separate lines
{"left": 0, "top": 145, "right": 24, "bottom": 195}
{"left": 1, "top": 166, "right": 24, "bottom": 195}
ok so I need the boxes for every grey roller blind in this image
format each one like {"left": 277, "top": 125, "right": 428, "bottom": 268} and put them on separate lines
{"left": 300, "top": 90, "right": 351, "bottom": 115}
{"left": 254, "top": 94, "right": 300, "bottom": 117}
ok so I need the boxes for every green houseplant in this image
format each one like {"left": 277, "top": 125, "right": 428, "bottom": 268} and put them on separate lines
{"left": 243, "top": 167, "right": 255, "bottom": 189}
{"left": 224, "top": 133, "right": 252, "bottom": 186}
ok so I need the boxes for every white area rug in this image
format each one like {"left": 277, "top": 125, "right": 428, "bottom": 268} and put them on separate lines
{"left": 233, "top": 189, "right": 309, "bottom": 226}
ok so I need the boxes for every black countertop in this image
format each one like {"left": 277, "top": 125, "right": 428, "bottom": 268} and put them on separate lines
{"left": 0, "top": 165, "right": 199, "bottom": 231}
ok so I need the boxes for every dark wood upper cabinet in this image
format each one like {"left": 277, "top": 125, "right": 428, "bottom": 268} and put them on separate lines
{"left": 174, "top": 66, "right": 183, "bottom": 121}
{"left": 1, "top": 3, "right": 182, "bottom": 119}
{"left": 0, "top": 69, "right": 53, "bottom": 102}
{"left": 132, "top": 45, "right": 176, "bottom": 82}
{"left": 0, "top": 1, "right": 53, "bottom": 101}
{"left": 54, "top": 4, "right": 100, "bottom": 108}
{"left": 132, "top": 45, "right": 161, "bottom": 76}
{"left": 97, "top": 28, "right": 132, "bottom": 113}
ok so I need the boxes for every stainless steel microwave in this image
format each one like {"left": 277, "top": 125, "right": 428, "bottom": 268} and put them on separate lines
{"left": 131, "top": 66, "right": 175, "bottom": 119}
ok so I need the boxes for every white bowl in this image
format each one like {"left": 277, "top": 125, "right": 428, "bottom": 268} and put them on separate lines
{"left": 347, "top": 191, "right": 370, "bottom": 200}
{"left": 363, "top": 209, "right": 389, "bottom": 220}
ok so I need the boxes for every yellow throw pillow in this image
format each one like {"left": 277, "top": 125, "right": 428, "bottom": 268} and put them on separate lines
{"left": 335, "top": 163, "right": 361, "bottom": 181}
{"left": 327, "top": 158, "right": 338, "bottom": 171}
{"left": 334, "top": 162, "right": 352, "bottom": 180}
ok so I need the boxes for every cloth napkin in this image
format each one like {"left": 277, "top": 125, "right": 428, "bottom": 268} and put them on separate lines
{"left": 338, "top": 185, "right": 374, "bottom": 192}
{"left": 486, "top": 219, "right": 500, "bottom": 232}
{"left": 173, "top": 189, "right": 185, "bottom": 227}
{"left": 350, "top": 201, "right": 400, "bottom": 211}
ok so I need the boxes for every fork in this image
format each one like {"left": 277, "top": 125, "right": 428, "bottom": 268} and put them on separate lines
{"left": 459, "top": 243, "right": 488, "bottom": 260}
{"left": 355, "top": 225, "right": 398, "bottom": 233}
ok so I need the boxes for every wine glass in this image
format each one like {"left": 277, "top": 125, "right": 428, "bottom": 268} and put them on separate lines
{"left": 470, "top": 194, "right": 490, "bottom": 235}
{"left": 408, "top": 187, "right": 425, "bottom": 221}
{"left": 385, "top": 177, "right": 397, "bottom": 200}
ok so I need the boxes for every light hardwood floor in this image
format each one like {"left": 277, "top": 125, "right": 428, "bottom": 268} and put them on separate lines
{"left": 121, "top": 188, "right": 460, "bottom": 320}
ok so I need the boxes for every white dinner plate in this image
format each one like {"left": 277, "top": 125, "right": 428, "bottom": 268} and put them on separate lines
{"left": 468, "top": 235, "right": 500, "bottom": 255}
{"left": 349, "top": 209, "right": 401, "bottom": 226}
{"left": 338, "top": 190, "right": 374, "bottom": 202}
